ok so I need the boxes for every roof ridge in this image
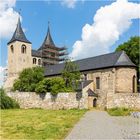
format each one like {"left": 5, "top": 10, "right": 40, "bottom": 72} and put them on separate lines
{"left": 72, "top": 51, "right": 123, "bottom": 62}
{"left": 114, "top": 51, "right": 136, "bottom": 66}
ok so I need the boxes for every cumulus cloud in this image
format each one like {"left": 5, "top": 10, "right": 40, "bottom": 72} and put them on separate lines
{"left": 61, "top": 0, "right": 78, "bottom": 8}
{"left": 0, "top": 66, "right": 5, "bottom": 87}
{"left": 70, "top": 0, "right": 140, "bottom": 60}
{"left": 0, "top": 0, "right": 19, "bottom": 39}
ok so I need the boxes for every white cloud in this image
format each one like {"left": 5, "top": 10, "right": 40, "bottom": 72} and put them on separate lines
{"left": 70, "top": 0, "right": 140, "bottom": 60}
{"left": 0, "top": 66, "right": 5, "bottom": 87}
{"left": 61, "top": 0, "right": 77, "bottom": 8}
{"left": 0, "top": 0, "right": 19, "bottom": 39}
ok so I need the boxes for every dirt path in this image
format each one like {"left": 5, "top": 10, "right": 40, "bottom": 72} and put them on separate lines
{"left": 65, "top": 110, "right": 140, "bottom": 140}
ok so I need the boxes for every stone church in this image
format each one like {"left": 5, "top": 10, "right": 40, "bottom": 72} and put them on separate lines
{"left": 4, "top": 17, "right": 139, "bottom": 109}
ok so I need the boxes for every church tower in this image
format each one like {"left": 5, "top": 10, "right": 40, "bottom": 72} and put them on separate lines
{"left": 4, "top": 17, "right": 32, "bottom": 89}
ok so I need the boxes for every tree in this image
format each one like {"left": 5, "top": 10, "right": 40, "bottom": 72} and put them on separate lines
{"left": 115, "top": 36, "right": 140, "bottom": 88}
{"left": 13, "top": 67, "right": 44, "bottom": 92}
{"left": 62, "top": 59, "right": 80, "bottom": 89}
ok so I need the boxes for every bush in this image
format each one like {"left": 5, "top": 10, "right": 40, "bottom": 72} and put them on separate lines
{"left": 107, "top": 107, "right": 132, "bottom": 116}
{"left": 35, "top": 77, "right": 73, "bottom": 95}
{"left": 13, "top": 67, "right": 44, "bottom": 92}
{"left": 0, "top": 88, "right": 20, "bottom": 109}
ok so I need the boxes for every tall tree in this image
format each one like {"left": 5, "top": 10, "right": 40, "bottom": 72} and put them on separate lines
{"left": 116, "top": 36, "right": 140, "bottom": 87}
{"left": 62, "top": 59, "right": 80, "bottom": 89}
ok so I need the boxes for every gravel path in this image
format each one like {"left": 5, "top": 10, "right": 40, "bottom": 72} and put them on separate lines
{"left": 65, "top": 110, "right": 140, "bottom": 140}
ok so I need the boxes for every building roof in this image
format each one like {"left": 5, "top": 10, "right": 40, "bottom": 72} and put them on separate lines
{"left": 38, "top": 24, "right": 56, "bottom": 50}
{"left": 8, "top": 18, "right": 31, "bottom": 45}
{"left": 76, "top": 80, "right": 93, "bottom": 91}
{"left": 32, "top": 50, "right": 42, "bottom": 57}
{"left": 44, "top": 51, "right": 136, "bottom": 76}
{"left": 87, "top": 88, "right": 98, "bottom": 97}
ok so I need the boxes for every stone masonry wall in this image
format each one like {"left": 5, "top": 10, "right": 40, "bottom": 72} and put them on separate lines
{"left": 7, "top": 92, "right": 88, "bottom": 109}
{"left": 107, "top": 92, "right": 140, "bottom": 109}
{"left": 115, "top": 67, "right": 137, "bottom": 93}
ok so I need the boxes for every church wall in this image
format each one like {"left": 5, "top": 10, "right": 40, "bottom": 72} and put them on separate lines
{"left": 115, "top": 67, "right": 137, "bottom": 93}
{"left": 81, "top": 68, "right": 116, "bottom": 108}
{"left": 31, "top": 56, "right": 42, "bottom": 66}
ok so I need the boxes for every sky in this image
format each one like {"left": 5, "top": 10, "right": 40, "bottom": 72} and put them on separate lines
{"left": 0, "top": 0, "right": 140, "bottom": 86}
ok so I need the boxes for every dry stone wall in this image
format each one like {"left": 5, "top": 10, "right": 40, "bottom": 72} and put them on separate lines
{"left": 7, "top": 92, "right": 88, "bottom": 109}
{"left": 107, "top": 93, "right": 140, "bottom": 109}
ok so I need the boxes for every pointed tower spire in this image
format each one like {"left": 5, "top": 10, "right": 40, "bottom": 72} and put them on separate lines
{"left": 8, "top": 15, "right": 31, "bottom": 44}
{"left": 43, "top": 21, "right": 55, "bottom": 46}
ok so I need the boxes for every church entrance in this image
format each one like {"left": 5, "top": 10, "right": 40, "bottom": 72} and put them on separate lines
{"left": 93, "top": 98, "right": 97, "bottom": 107}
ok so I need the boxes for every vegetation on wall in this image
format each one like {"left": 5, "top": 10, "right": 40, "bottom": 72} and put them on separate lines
{"left": 0, "top": 88, "right": 19, "bottom": 109}
{"left": 13, "top": 67, "right": 44, "bottom": 92}
{"left": 35, "top": 77, "right": 73, "bottom": 96}
{"left": 62, "top": 59, "right": 80, "bottom": 89}
{"left": 13, "top": 59, "right": 81, "bottom": 95}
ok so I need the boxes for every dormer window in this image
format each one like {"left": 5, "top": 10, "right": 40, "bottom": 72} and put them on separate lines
{"left": 21, "top": 45, "right": 26, "bottom": 53}
{"left": 10, "top": 45, "right": 14, "bottom": 53}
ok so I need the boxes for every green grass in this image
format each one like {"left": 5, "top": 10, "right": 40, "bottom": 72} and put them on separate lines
{"left": 1, "top": 109, "right": 87, "bottom": 140}
{"left": 107, "top": 107, "right": 132, "bottom": 116}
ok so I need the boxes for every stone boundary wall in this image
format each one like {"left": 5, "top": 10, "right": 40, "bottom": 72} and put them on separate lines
{"left": 107, "top": 93, "right": 140, "bottom": 109}
{"left": 7, "top": 92, "right": 88, "bottom": 109}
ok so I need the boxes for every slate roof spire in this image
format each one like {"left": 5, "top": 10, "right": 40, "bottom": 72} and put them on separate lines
{"left": 42, "top": 21, "right": 55, "bottom": 46}
{"left": 8, "top": 16, "right": 31, "bottom": 44}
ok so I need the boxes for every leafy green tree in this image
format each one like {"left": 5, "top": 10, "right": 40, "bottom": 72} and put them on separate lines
{"left": 62, "top": 59, "right": 80, "bottom": 89}
{"left": 116, "top": 36, "right": 140, "bottom": 88}
{"left": 35, "top": 77, "right": 73, "bottom": 95}
{"left": 116, "top": 36, "right": 139, "bottom": 66}
{"left": 13, "top": 67, "right": 44, "bottom": 92}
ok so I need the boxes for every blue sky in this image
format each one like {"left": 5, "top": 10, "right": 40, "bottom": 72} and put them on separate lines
{"left": 0, "top": 0, "right": 139, "bottom": 86}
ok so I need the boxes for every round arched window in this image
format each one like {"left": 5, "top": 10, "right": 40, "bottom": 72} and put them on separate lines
{"left": 21, "top": 45, "right": 26, "bottom": 53}
{"left": 38, "top": 59, "right": 41, "bottom": 65}
{"left": 33, "top": 58, "right": 37, "bottom": 64}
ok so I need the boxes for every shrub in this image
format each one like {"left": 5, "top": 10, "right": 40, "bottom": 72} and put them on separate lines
{"left": 0, "top": 88, "right": 20, "bottom": 109}
{"left": 107, "top": 107, "right": 132, "bottom": 116}
{"left": 13, "top": 67, "right": 44, "bottom": 92}
{"left": 35, "top": 77, "right": 73, "bottom": 95}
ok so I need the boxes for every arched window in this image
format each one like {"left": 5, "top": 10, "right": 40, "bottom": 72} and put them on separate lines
{"left": 38, "top": 59, "right": 41, "bottom": 65}
{"left": 21, "top": 45, "right": 26, "bottom": 53}
{"left": 33, "top": 58, "right": 36, "bottom": 64}
{"left": 132, "top": 75, "right": 136, "bottom": 93}
{"left": 10, "top": 45, "right": 14, "bottom": 53}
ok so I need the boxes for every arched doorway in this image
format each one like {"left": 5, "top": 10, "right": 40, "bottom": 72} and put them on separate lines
{"left": 132, "top": 75, "right": 136, "bottom": 93}
{"left": 93, "top": 98, "right": 97, "bottom": 107}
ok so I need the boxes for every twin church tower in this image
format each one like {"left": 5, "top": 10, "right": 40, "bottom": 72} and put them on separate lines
{"left": 4, "top": 17, "right": 66, "bottom": 89}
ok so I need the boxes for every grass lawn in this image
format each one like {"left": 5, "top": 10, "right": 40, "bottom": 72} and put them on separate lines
{"left": 107, "top": 107, "right": 132, "bottom": 116}
{"left": 1, "top": 109, "right": 87, "bottom": 140}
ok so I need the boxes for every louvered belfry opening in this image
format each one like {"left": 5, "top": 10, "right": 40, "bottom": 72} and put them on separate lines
{"left": 38, "top": 24, "right": 67, "bottom": 66}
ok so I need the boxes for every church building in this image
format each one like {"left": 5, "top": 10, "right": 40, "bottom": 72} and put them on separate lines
{"left": 4, "top": 17, "right": 138, "bottom": 109}
{"left": 4, "top": 18, "right": 66, "bottom": 89}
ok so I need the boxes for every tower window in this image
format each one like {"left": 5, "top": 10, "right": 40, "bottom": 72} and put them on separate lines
{"left": 38, "top": 59, "right": 41, "bottom": 65}
{"left": 10, "top": 45, "right": 14, "bottom": 53}
{"left": 33, "top": 58, "right": 36, "bottom": 64}
{"left": 96, "top": 77, "right": 100, "bottom": 89}
{"left": 21, "top": 45, "right": 26, "bottom": 53}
